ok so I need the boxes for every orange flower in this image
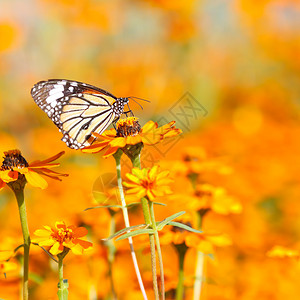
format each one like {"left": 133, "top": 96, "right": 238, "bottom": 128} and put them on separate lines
{"left": 82, "top": 117, "right": 182, "bottom": 157}
{"left": 159, "top": 214, "right": 232, "bottom": 254}
{"left": 188, "top": 184, "right": 242, "bottom": 215}
{"left": 0, "top": 150, "right": 68, "bottom": 190}
{"left": 32, "top": 221, "right": 92, "bottom": 256}
{"left": 123, "top": 165, "right": 172, "bottom": 201}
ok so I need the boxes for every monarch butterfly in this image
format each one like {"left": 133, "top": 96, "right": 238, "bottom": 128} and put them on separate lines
{"left": 31, "top": 79, "right": 133, "bottom": 149}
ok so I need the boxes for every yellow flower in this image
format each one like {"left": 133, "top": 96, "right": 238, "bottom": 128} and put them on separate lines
{"left": 0, "top": 150, "right": 68, "bottom": 190}
{"left": 267, "top": 246, "right": 300, "bottom": 259}
{"left": 188, "top": 184, "right": 242, "bottom": 215}
{"left": 123, "top": 165, "right": 173, "bottom": 201}
{"left": 159, "top": 213, "right": 232, "bottom": 254}
{"left": 82, "top": 117, "right": 182, "bottom": 157}
{"left": 0, "top": 250, "right": 18, "bottom": 275}
{"left": 32, "top": 221, "right": 93, "bottom": 256}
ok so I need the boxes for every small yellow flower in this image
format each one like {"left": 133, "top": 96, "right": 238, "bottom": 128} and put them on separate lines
{"left": 123, "top": 165, "right": 173, "bottom": 201}
{"left": 82, "top": 117, "right": 182, "bottom": 157}
{"left": 188, "top": 184, "right": 242, "bottom": 215}
{"left": 32, "top": 221, "right": 93, "bottom": 256}
{"left": 0, "top": 150, "right": 68, "bottom": 190}
{"left": 267, "top": 246, "right": 300, "bottom": 259}
{"left": 0, "top": 250, "right": 18, "bottom": 275}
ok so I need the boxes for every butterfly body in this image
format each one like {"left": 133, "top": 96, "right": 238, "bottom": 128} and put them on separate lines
{"left": 31, "top": 79, "right": 129, "bottom": 149}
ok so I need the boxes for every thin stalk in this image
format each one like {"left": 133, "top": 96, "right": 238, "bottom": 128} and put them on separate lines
{"left": 57, "top": 254, "right": 69, "bottom": 300}
{"left": 193, "top": 251, "right": 204, "bottom": 300}
{"left": 193, "top": 212, "right": 205, "bottom": 300}
{"left": 114, "top": 151, "right": 148, "bottom": 300}
{"left": 107, "top": 215, "right": 117, "bottom": 300}
{"left": 131, "top": 154, "right": 160, "bottom": 300}
{"left": 58, "top": 255, "right": 64, "bottom": 294}
{"left": 13, "top": 189, "right": 30, "bottom": 300}
{"left": 175, "top": 245, "right": 187, "bottom": 300}
{"left": 149, "top": 201, "right": 165, "bottom": 300}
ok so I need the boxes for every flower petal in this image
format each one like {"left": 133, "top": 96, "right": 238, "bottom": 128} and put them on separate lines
{"left": 25, "top": 171, "right": 48, "bottom": 189}
{"left": 29, "top": 151, "right": 65, "bottom": 167}
{"left": 50, "top": 242, "right": 63, "bottom": 256}
{"left": 73, "top": 227, "right": 88, "bottom": 238}
{"left": 0, "top": 180, "right": 6, "bottom": 190}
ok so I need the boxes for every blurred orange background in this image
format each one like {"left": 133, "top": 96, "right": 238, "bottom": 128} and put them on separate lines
{"left": 1, "top": 0, "right": 300, "bottom": 299}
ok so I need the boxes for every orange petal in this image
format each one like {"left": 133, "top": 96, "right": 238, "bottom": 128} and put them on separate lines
{"left": 0, "top": 180, "right": 6, "bottom": 190}
{"left": 25, "top": 171, "right": 48, "bottom": 189}
{"left": 81, "top": 141, "right": 109, "bottom": 153}
{"left": 29, "top": 151, "right": 65, "bottom": 167}
{"left": 103, "top": 147, "right": 119, "bottom": 158}
{"left": 73, "top": 227, "right": 88, "bottom": 238}
{"left": 76, "top": 239, "right": 93, "bottom": 249}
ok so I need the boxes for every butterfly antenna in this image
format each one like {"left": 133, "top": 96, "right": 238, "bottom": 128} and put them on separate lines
{"left": 129, "top": 96, "right": 151, "bottom": 103}
{"left": 128, "top": 97, "right": 144, "bottom": 110}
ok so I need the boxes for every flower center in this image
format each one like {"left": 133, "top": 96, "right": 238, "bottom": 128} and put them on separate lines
{"left": 1, "top": 149, "right": 28, "bottom": 171}
{"left": 141, "top": 179, "right": 155, "bottom": 190}
{"left": 116, "top": 117, "right": 141, "bottom": 137}
{"left": 53, "top": 228, "right": 73, "bottom": 243}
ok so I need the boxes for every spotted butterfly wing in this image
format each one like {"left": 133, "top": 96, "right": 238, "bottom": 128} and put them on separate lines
{"left": 31, "top": 79, "right": 129, "bottom": 149}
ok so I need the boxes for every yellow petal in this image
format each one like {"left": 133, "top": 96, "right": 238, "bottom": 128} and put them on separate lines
{"left": 50, "top": 242, "right": 63, "bottom": 255}
{"left": 70, "top": 244, "right": 84, "bottom": 255}
{"left": 34, "top": 229, "right": 51, "bottom": 237}
{"left": 109, "top": 137, "right": 127, "bottom": 148}
{"left": 141, "top": 121, "right": 156, "bottom": 133}
{"left": 25, "top": 171, "right": 48, "bottom": 189}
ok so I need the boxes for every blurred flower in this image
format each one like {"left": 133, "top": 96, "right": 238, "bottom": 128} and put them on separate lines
{"left": 187, "top": 184, "right": 242, "bottom": 215}
{"left": 82, "top": 117, "right": 182, "bottom": 157}
{"left": 0, "top": 150, "right": 68, "bottom": 190}
{"left": 160, "top": 216, "right": 232, "bottom": 254}
{"left": 32, "top": 221, "right": 92, "bottom": 256}
{"left": 0, "top": 250, "right": 18, "bottom": 275}
{"left": 267, "top": 246, "right": 300, "bottom": 259}
{"left": 123, "top": 165, "right": 172, "bottom": 201}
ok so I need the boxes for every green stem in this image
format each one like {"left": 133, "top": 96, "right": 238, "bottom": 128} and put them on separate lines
{"left": 14, "top": 189, "right": 30, "bottom": 300}
{"left": 131, "top": 154, "right": 160, "bottom": 300}
{"left": 175, "top": 245, "right": 187, "bottom": 300}
{"left": 57, "top": 253, "right": 69, "bottom": 300}
{"left": 113, "top": 151, "right": 148, "bottom": 300}
{"left": 149, "top": 201, "right": 165, "bottom": 300}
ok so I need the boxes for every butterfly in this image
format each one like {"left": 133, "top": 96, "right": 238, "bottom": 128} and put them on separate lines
{"left": 31, "top": 79, "right": 132, "bottom": 149}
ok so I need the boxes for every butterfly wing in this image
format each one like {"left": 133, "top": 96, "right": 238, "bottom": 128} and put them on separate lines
{"left": 31, "top": 79, "right": 118, "bottom": 149}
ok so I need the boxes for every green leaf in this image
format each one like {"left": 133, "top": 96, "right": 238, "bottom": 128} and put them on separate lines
{"left": 167, "top": 221, "right": 202, "bottom": 233}
{"left": 84, "top": 204, "right": 123, "bottom": 211}
{"left": 157, "top": 211, "right": 186, "bottom": 231}
{"left": 116, "top": 228, "right": 155, "bottom": 241}
{"left": 153, "top": 202, "right": 167, "bottom": 206}
{"left": 104, "top": 224, "right": 147, "bottom": 241}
